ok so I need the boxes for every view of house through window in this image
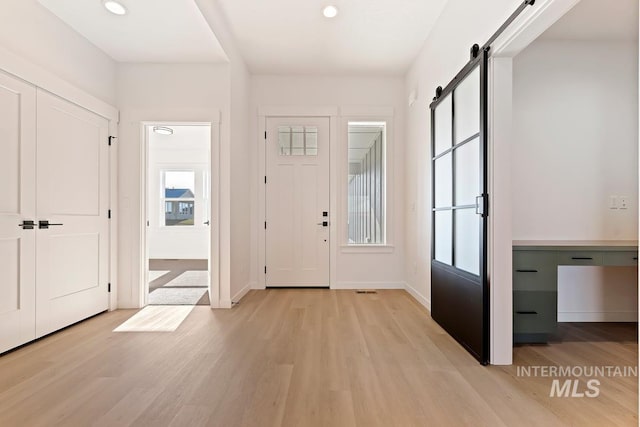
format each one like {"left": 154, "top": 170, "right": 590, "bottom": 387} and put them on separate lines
{"left": 347, "top": 122, "right": 386, "bottom": 244}
{"left": 163, "top": 170, "right": 195, "bottom": 226}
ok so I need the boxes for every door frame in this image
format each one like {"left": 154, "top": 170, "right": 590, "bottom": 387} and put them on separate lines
{"left": 257, "top": 107, "right": 338, "bottom": 289}
{"left": 487, "top": 0, "right": 582, "bottom": 364}
{"left": 140, "top": 120, "right": 220, "bottom": 308}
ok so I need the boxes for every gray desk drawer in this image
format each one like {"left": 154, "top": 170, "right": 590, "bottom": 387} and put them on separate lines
{"left": 513, "top": 250, "right": 557, "bottom": 291}
{"left": 556, "top": 251, "right": 602, "bottom": 266}
{"left": 602, "top": 251, "right": 638, "bottom": 266}
{"left": 513, "top": 291, "right": 557, "bottom": 334}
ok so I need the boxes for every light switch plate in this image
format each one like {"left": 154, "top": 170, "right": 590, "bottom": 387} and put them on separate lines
{"left": 609, "top": 196, "right": 618, "bottom": 209}
{"left": 619, "top": 196, "right": 629, "bottom": 210}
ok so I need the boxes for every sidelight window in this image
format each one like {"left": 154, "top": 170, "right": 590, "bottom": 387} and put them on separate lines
{"left": 347, "top": 122, "right": 386, "bottom": 245}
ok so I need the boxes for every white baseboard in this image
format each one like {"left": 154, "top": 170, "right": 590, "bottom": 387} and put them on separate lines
{"left": 404, "top": 282, "right": 431, "bottom": 312}
{"left": 231, "top": 283, "right": 252, "bottom": 305}
{"left": 558, "top": 311, "right": 638, "bottom": 322}
{"left": 331, "top": 281, "right": 405, "bottom": 290}
{"left": 217, "top": 300, "right": 232, "bottom": 309}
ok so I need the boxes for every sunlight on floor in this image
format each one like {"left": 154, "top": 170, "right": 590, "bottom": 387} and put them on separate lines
{"left": 148, "top": 270, "right": 170, "bottom": 282}
{"left": 113, "top": 305, "right": 195, "bottom": 332}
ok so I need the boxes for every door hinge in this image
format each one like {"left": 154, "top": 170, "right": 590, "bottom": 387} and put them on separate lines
{"left": 264, "top": 266, "right": 267, "bottom": 274}
{"left": 264, "top": 131, "right": 267, "bottom": 140}
{"left": 108, "top": 209, "right": 112, "bottom": 219}
{"left": 108, "top": 283, "right": 111, "bottom": 293}
{"left": 264, "top": 176, "right": 267, "bottom": 184}
{"left": 264, "top": 221, "right": 267, "bottom": 229}
{"left": 108, "top": 136, "right": 117, "bottom": 146}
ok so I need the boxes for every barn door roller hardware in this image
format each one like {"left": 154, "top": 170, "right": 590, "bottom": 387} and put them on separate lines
{"left": 433, "top": 0, "right": 537, "bottom": 102}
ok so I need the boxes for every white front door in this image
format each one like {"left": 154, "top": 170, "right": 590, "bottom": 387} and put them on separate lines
{"left": 35, "top": 89, "right": 110, "bottom": 337}
{"left": 265, "top": 117, "right": 330, "bottom": 287}
{"left": 0, "top": 72, "right": 37, "bottom": 353}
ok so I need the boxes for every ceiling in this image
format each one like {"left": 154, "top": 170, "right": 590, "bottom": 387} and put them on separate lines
{"left": 37, "top": 0, "right": 448, "bottom": 74}
{"left": 216, "top": 0, "right": 449, "bottom": 75}
{"left": 148, "top": 125, "right": 211, "bottom": 151}
{"left": 539, "top": 0, "right": 638, "bottom": 42}
{"left": 37, "top": 0, "right": 228, "bottom": 63}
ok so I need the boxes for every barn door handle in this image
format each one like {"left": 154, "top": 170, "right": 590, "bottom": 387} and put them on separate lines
{"left": 19, "top": 220, "right": 35, "bottom": 230}
{"left": 475, "top": 195, "right": 485, "bottom": 215}
{"left": 39, "top": 220, "right": 64, "bottom": 229}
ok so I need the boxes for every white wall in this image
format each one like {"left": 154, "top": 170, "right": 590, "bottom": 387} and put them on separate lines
{"left": 229, "top": 61, "right": 252, "bottom": 302}
{"left": 404, "top": 0, "right": 524, "bottom": 309}
{"left": 116, "top": 63, "right": 230, "bottom": 308}
{"left": 148, "top": 126, "right": 210, "bottom": 260}
{"left": 250, "top": 75, "right": 406, "bottom": 288}
{"left": 196, "top": 0, "right": 253, "bottom": 305}
{"left": 0, "top": 0, "right": 116, "bottom": 104}
{"left": 513, "top": 39, "right": 638, "bottom": 321}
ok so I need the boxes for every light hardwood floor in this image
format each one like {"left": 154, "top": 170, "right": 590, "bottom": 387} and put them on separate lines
{"left": 0, "top": 290, "right": 636, "bottom": 426}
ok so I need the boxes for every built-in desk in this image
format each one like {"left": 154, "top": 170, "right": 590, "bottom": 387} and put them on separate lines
{"left": 513, "top": 240, "right": 638, "bottom": 343}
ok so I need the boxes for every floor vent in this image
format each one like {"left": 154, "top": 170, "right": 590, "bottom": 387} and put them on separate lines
{"left": 356, "top": 290, "right": 378, "bottom": 294}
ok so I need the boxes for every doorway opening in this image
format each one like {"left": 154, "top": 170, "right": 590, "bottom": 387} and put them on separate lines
{"left": 510, "top": 0, "right": 638, "bottom": 350}
{"left": 144, "top": 124, "right": 212, "bottom": 306}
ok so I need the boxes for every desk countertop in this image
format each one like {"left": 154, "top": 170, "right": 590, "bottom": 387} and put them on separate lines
{"left": 513, "top": 240, "right": 638, "bottom": 250}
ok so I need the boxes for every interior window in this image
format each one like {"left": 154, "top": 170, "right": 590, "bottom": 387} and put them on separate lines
{"left": 347, "top": 122, "right": 386, "bottom": 244}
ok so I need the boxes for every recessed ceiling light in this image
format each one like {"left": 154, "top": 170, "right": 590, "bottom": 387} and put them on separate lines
{"left": 323, "top": 5, "right": 338, "bottom": 18}
{"left": 103, "top": 0, "right": 127, "bottom": 16}
{"left": 153, "top": 126, "right": 173, "bottom": 135}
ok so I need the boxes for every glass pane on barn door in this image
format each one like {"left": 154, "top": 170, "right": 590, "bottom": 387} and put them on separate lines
{"left": 454, "top": 67, "right": 480, "bottom": 144}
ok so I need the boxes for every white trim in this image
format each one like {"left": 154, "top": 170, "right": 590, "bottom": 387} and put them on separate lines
{"left": 340, "top": 245, "right": 395, "bottom": 254}
{"left": 339, "top": 106, "right": 394, "bottom": 117}
{"left": 558, "top": 311, "right": 638, "bottom": 322}
{"left": 339, "top": 114, "right": 395, "bottom": 249}
{"left": 487, "top": 0, "right": 581, "bottom": 365}
{"left": 332, "top": 281, "right": 405, "bottom": 290}
{"left": 219, "top": 299, "right": 233, "bottom": 309}
{"left": 491, "top": 0, "right": 581, "bottom": 58}
{"left": 108, "top": 121, "right": 118, "bottom": 311}
{"left": 488, "top": 57, "right": 514, "bottom": 366}
{"left": 231, "top": 283, "right": 252, "bottom": 304}
{"left": 404, "top": 282, "right": 431, "bottom": 311}
{"left": 257, "top": 117, "right": 266, "bottom": 289}
{"left": 257, "top": 106, "right": 338, "bottom": 290}
{"left": 257, "top": 105, "right": 338, "bottom": 117}
{"left": 139, "top": 118, "right": 222, "bottom": 309}
{"left": 0, "top": 46, "right": 117, "bottom": 121}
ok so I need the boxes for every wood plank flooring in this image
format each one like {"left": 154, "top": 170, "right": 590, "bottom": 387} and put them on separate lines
{"left": 0, "top": 289, "right": 636, "bottom": 426}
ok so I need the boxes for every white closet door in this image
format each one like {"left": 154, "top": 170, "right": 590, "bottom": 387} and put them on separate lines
{"left": 0, "top": 72, "right": 36, "bottom": 353}
{"left": 35, "top": 89, "right": 110, "bottom": 337}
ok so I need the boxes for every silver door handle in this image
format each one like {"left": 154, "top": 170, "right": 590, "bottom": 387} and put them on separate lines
{"left": 475, "top": 196, "right": 484, "bottom": 215}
